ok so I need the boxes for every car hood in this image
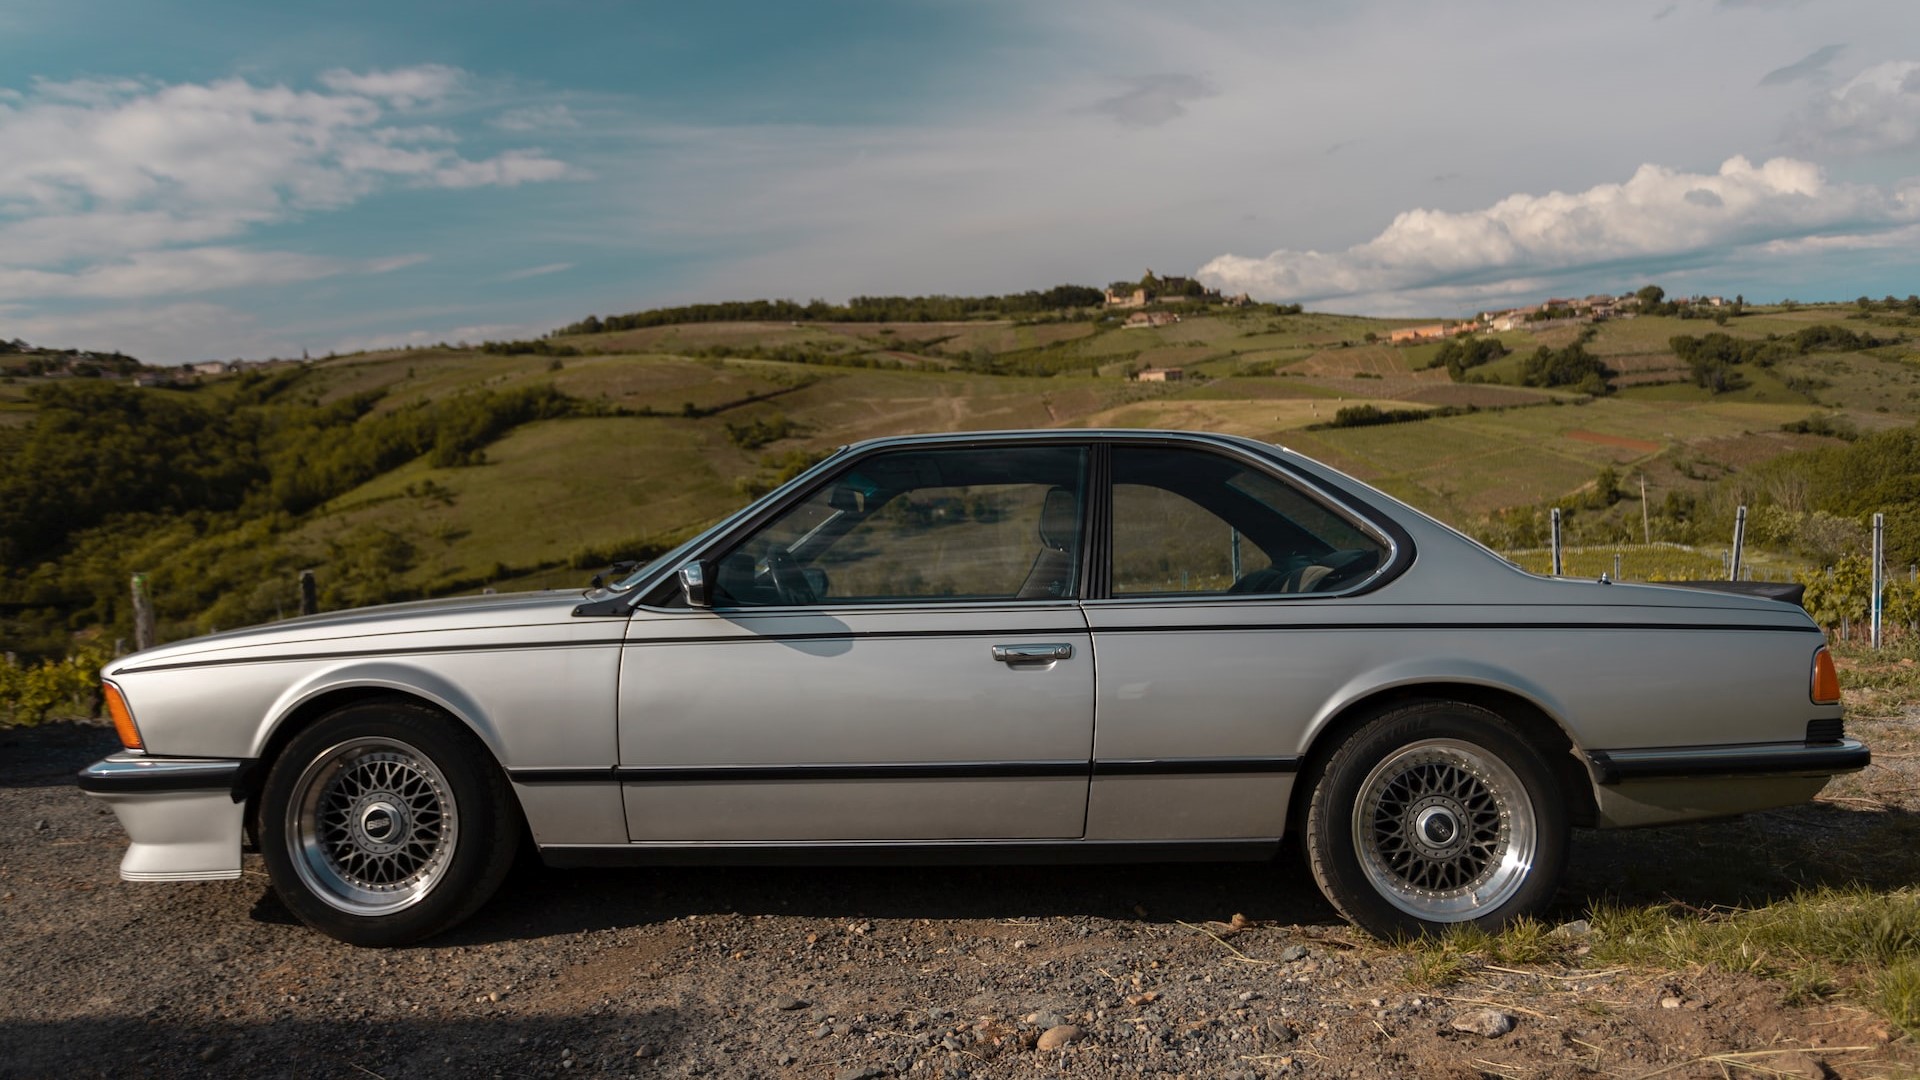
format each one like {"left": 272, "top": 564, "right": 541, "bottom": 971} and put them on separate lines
{"left": 105, "top": 590, "right": 593, "bottom": 676}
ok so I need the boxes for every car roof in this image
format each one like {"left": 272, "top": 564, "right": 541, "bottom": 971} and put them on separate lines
{"left": 841, "top": 428, "right": 1283, "bottom": 455}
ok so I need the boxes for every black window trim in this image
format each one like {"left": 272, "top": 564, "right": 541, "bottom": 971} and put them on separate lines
{"left": 1086, "top": 436, "right": 1413, "bottom": 604}
{"left": 597, "top": 431, "right": 1415, "bottom": 616}
{"left": 637, "top": 438, "right": 1102, "bottom": 614}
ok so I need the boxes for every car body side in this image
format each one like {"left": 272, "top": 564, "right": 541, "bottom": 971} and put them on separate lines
{"left": 80, "top": 430, "right": 1865, "bottom": 885}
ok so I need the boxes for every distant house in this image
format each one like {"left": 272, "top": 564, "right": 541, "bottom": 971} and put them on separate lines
{"left": 1389, "top": 324, "right": 1450, "bottom": 344}
{"left": 1135, "top": 367, "right": 1184, "bottom": 382}
{"left": 188, "top": 361, "right": 232, "bottom": 376}
{"left": 1105, "top": 287, "right": 1149, "bottom": 308}
{"left": 1123, "top": 311, "right": 1181, "bottom": 329}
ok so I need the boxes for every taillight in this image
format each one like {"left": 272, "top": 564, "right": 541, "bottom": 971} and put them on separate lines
{"left": 1810, "top": 647, "right": 1841, "bottom": 706}
{"left": 103, "top": 681, "right": 143, "bottom": 750}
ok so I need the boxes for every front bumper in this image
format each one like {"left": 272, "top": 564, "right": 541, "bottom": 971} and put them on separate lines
{"left": 78, "top": 754, "right": 249, "bottom": 881}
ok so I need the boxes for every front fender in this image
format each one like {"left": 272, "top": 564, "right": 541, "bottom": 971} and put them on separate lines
{"left": 255, "top": 661, "right": 507, "bottom": 763}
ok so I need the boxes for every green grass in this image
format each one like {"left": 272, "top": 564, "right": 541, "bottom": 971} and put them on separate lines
{"left": 306, "top": 415, "right": 755, "bottom": 591}
{"left": 1388, "top": 888, "right": 1920, "bottom": 1035}
{"left": 1590, "top": 888, "right": 1920, "bottom": 1034}
{"left": 14, "top": 304, "right": 1919, "bottom": 632}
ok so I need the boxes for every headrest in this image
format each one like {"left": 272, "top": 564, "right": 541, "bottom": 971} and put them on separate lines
{"left": 1038, "top": 486, "right": 1079, "bottom": 550}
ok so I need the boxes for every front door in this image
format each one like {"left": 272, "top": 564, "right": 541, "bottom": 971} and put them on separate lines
{"left": 617, "top": 443, "right": 1094, "bottom": 842}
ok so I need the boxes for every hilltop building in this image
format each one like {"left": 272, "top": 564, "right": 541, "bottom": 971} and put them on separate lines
{"left": 1104, "top": 269, "right": 1222, "bottom": 308}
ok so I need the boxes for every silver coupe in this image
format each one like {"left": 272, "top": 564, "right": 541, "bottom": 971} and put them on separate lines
{"left": 80, "top": 430, "right": 1869, "bottom": 945}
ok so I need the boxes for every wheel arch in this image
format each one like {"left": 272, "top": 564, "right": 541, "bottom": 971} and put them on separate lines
{"left": 242, "top": 665, "right": 515, "bottom": 836}
{"left": 1292, "top": 678, "right": 1599, "bottom": 831}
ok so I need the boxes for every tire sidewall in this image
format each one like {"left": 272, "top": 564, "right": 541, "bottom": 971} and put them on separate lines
{"left": 1305, "top": 701, "right": 1569, "bottom": 938}
{"left": 259, "top": 702, "right": 514, "bottom": 947}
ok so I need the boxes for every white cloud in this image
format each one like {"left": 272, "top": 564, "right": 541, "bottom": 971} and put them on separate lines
{"left": 1196, "top": 156, "right": 1919, "bottom": 306}
{"left": 491, "top": 104, "right": 579, "bottom": 131}
{"left": 500, "top": 262, "right": 573, "bottom": 281}
{"left": 431, "top": 149, "right": 575, "bottom": 188}
{"left": 318, "top": 65, "right": 464, "bottom": 107}
{"left": 0, "top": 247, "right": 427, "bottom": 300}
{"left": 0, "top": 67, "right": 573, "bottom": 300}
{"left": 1793, "top": 60, "right": 1920, "bottom": 154}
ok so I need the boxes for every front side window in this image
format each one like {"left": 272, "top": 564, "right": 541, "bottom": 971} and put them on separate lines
{"left": 714, "top": 445, "right": 1087, "bottom": 606}
{"left": 1109, "top": 446, "right": 1386, "bottom": 597}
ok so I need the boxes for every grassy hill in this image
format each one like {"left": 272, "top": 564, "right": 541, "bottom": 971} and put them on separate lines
{"left": 5, "top": 297, "right": 1919, "bottom": 654}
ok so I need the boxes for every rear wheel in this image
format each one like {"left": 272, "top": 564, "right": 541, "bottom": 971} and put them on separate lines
{"left": 259, "top": 701, "right": 518, "bottom": 947}
{"left": 1304, "top": 700, "right": 1568, "bottom": 938}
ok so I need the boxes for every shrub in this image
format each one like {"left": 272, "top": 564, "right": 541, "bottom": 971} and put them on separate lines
{"left": 0, "top": 644, "right": 107, "bottom": 726}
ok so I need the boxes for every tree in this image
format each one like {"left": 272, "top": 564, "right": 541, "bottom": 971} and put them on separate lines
{"left": 1519, "top": 343, "right": 1610, "bottom": 391}
{"left": 1636, "top": 284, "right": 1666, "bottom": 310}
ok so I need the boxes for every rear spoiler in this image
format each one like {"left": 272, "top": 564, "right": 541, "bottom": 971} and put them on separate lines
{"left": 1656, "top": 580, "right": 1806, "bottom": 608}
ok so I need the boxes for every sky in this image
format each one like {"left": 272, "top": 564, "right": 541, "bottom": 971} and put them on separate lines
{"left": 6, "top": 0, "right": 1920, "bottom": 364}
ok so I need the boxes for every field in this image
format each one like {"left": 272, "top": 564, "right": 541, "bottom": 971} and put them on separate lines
{"left": 6, "top": 299, "right": 1919, "bottom": 615}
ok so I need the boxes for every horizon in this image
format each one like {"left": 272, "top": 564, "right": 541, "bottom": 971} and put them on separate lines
{"left": 6, "top": 1, "right": 1920, "bottom": 364}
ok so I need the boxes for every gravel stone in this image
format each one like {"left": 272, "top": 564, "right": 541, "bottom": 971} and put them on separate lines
{"left": 5, "top": 717, "right": 1917, "bottom": 1079}
{"left": 1035, "top": 1024, "right": 1084, "bottom": 1050}
{"left": 1449, "top": 1009, "right": 1517, "bottom": 1038}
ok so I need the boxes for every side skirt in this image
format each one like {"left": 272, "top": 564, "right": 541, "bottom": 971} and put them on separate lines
{"left": 538, "top": 838, "right": 1283, "bottom": 869}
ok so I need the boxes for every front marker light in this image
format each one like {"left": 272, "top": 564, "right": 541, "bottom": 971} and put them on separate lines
{"left": 103, "top": 681, "right": 142, "bottom": 750}
{"left": 1810, "top": 646, "right": 1841, "bottom": 706}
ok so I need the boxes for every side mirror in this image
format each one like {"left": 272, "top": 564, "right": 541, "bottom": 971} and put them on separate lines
{"left": 679, "top": 561, "right": 712, "bottom": 608}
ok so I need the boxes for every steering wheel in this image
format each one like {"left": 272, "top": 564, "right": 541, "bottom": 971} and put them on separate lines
{"left": 764, "top": 548, "right": 817, "bottom": 606}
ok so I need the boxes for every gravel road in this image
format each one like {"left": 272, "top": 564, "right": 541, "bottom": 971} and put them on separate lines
{"left": 3, "top": 717, "right": 1913, "bottom": 1080}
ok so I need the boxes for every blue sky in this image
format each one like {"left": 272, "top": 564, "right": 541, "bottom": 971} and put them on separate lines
{"left": 6, "top": 0, "right": 1920, "bottom": 363}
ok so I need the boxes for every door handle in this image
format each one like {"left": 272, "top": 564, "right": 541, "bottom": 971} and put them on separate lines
{"left": 991, "top": 643, "right": 1074, "bottom": 663}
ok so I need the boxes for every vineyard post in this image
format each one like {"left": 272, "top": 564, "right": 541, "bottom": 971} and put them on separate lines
{"left": 1639, "top": 474, "right": 1650, "bottom": 544}
{"left": 1550, "top": 508, "right": 1563, "bottom": 576}
{"left": 1871, "top": 512, "right": 1884, "bottom": 650}
{"left": 1729, "top": 505, "right": 1746, "bottom": 582}
{"left": 1613, "top": 552, "right": 1622, "bottom": 581}
{"left": 131, "top": 573, "right": 155, "bottom": 652}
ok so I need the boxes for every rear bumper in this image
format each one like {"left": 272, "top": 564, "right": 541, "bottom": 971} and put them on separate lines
{"left": 78, "top": 754, "right": 249, "bottom": 882}
{"left": 1585, "top": 738, "right": 1870, "bottom": 785}
{"left": 1585, "top": 738, "right": 1870, "bottom": 829}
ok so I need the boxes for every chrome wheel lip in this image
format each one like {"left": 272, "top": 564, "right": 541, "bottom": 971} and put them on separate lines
{"left": 285, "top": 736, "right": 459, "bottom": 917}
{"left": 1352, "top": 737, "right": 1537, "bottom": 923}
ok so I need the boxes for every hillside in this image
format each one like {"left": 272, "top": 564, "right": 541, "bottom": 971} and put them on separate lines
{"left": 4, "top": 296, "right": 1919, "bottom": 656}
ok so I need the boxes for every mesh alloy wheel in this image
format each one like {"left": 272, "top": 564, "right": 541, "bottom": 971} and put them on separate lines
{"left": 284, "top": 736, "right": 460, "bottom": 916}
{"left": 1350, "top": 737, "right": 1538, "bottom": 922}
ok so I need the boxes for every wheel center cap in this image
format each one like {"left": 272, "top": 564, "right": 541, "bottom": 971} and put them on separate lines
{"left": 357, "top": 798, "right": 408, "bottom": 848}
{"left": 1407, "top": 799, "right": 1471, "bottom": 859}
{"left": 1418, "top": 806, "right": 1457, "bottom": 845}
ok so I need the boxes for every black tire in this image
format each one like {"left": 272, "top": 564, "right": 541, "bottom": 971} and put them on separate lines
{"left": 258, "top": 700, "right": 519, "bottom": 947}
{"left": 1303, "top": 699, "right": 1568, "bottom": 939}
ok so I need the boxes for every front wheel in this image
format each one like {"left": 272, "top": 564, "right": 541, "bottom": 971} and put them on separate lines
{"left": 1304, "top": 700, "right": 1569, "bottom": 938}
{"left": 259, "top": 701, "right": 519, "bottom": 947}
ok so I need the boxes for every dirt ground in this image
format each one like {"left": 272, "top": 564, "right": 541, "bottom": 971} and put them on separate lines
{"left": 2, "top": 682, "right": 1916, "bottom": 1080}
